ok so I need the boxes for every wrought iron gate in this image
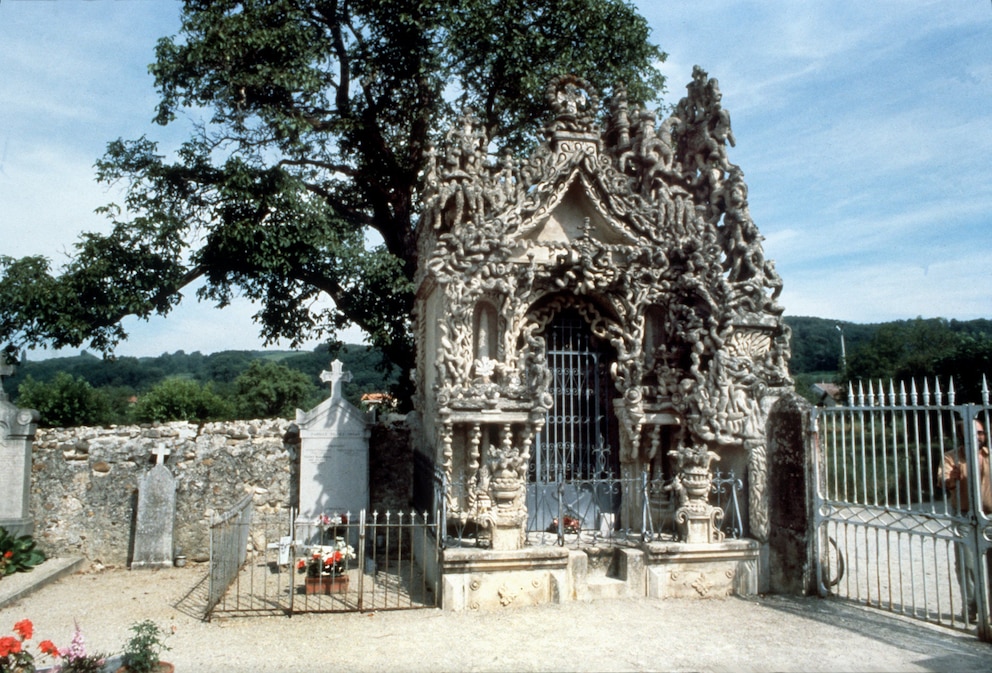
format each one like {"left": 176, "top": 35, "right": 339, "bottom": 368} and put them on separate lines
{"left": 527, "top": 312, "right": 621, "bottom": 537}
{"left": 811, "top": 378, "right": 992, "bottom": 640}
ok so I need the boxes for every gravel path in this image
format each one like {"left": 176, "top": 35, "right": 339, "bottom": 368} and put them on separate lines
{"left": 1, "top": 562, "right": 989, "bottom": 672}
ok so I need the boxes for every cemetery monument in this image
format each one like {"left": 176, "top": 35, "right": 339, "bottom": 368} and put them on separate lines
{"left": 413, "top": 70, "right": 792, "bottom": 608}
{"left": 0, "top": 355, "right": 40, "bottom": 537}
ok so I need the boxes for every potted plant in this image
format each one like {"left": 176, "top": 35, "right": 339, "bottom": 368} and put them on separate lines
{"left": 54, "top": 621, "right": 107, "bottom": 673}
{"left": 117, "top": 620, "right": 172, "bottom": 673}
{"left": 296, "top": 536, "right": 355, "bottom": 595}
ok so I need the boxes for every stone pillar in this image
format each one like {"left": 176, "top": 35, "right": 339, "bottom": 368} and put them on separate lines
{"left": 0, "top": 356, "right": 39, "bottom": 537}
{"left": 764, "top": 392, "right": 815, "bottom": 595}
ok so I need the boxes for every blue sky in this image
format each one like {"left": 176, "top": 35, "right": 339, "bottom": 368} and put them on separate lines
{"left": 1, "top": 1, "right": 990, "bottom": 358}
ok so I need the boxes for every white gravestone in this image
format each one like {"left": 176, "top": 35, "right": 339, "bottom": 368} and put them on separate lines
{"left": 0, "top": 355, "right": 39, "bottom": 537}
{"left": 131, "top": 445, "right": 177, "bottom": 570}
{"left": 295, "top": 360, "right": 370, "bottom": 524}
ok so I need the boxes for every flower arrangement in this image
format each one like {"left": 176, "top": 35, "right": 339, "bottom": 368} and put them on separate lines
{"left": 0, "top": 619, "right": 106, "bottom": 673}
{"left": 0, "top": 528, "right": 45, "bottom": 579}
{"left": 546, "top": 515, "right": 581, "bottom": 534}
{"left": 296, "top": 537, "right": 355, "bottom": 578}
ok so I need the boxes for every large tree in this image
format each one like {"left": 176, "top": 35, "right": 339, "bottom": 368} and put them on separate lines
{"left": 0, "top": 0, "right": 666, "bottom": 405}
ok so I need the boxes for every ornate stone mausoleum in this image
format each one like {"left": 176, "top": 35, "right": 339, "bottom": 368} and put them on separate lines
{"left": 413, "top": 70, "right": 793, "bottom": 609}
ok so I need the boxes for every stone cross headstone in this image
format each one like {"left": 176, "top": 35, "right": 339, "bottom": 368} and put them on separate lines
{"left": 295, "top": 360, "right": 369, "bottom": 526}
{"left": 319, "top": 359, "right": 353, "bottom": 400}
{"left": 131, "top": 444, "right": 177, "bottom": 569}
{"left": 0, "top": 355, "right": 39, "bottom": 537}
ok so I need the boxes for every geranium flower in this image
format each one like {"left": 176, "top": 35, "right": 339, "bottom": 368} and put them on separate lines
{"left": 39, "top": 639, "right": 58, "bottom": 656}
{"left": 13, "top": 619, "right": 32, "bottom": 641}
{"left": 0, "top": 635, "right": 22, "bottom": 657}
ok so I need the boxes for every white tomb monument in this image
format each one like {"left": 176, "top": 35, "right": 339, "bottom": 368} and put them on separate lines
{"left": 295, "top": 360, "right": 370, "bottom": 522}
{"left": 0, "top": 355, "right": 39, "bottom": 537}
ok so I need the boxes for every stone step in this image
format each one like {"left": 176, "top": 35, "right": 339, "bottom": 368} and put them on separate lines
{"left": 584, "top": 575, "right": 628, "bottom": 600}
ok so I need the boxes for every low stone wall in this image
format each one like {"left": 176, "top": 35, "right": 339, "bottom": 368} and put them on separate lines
{"left": 27, "top": 417, "right": 412, "bottom": 568}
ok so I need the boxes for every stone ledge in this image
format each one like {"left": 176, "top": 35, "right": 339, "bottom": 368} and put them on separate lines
{"left": 0, "top": 556, "right": 86, "bottom": 609}
{"left": 441, "top": 545, "right": 569, "bottom": 574}
{"left": 642, "top": 538, "right": 760, "bottom": 564}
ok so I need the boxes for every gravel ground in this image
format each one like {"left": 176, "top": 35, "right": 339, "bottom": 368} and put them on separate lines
{"left": 1, "top": 562, "right": 990, "bottom": 673}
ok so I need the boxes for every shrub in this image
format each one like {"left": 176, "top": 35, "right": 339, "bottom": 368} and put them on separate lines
{"left": 15, "top": 373, "right": 112, "bottom": 427}
{"left": 132, "top": 377, "right": 233, "bottom": 423}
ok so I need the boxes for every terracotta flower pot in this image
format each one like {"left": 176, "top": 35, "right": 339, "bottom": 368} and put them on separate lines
{"left": 305, "top": 575, "right": 350, "bottom": 595}
{"left": 115, "top": 662, "right": 174, "bottom": 673}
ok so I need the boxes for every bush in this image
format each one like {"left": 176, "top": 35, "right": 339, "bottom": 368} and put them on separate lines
{"left": 132, "top": 377, "right": 233, "bottom": 423}
{"left": 15, "top": 373, "right": 112, "bottom": 427}
{"left": 234, "top": 360, "right": 319, "bottom": 419}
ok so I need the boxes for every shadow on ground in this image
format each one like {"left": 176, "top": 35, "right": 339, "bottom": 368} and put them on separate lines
{"left": 752, "top": 594, "right": 990, "bottom": 672}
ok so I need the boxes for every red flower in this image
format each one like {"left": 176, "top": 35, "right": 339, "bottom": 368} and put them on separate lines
{"left": 296, "top": 559, "right": 306, "bottom": 571}
{"left": 2, "top": 551, "right": 12, "bottom": 559}
{"left": 39, "top": 639, "right": 59, "bottom": 656}
{"left": 0, "top": 635, "right": 22, "bottom": 657}
{"left": 13, "top": 619, "right": 33, "bottom": 641}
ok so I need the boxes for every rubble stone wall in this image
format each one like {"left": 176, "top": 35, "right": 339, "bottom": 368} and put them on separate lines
{"left": 27, "top": 417, "right": 411, "bottom": 568}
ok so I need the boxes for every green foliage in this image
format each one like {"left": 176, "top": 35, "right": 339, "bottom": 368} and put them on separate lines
{"left": 132, "top": 377, "right": 233, "bottom": 423}
{"left": 0, "top": 528, "right": 46, "bottom": 577}
{"left": 15, "top": 373, "right": 112, "bottom": 428}
{"left": 120, "top": 620, "right": 170, "bottom": 673}
{"left": 783, "top": 316, "right": 875, "bottom": 376}
{"left": 842, "top": 317, "right": 992, "bottom": 401}
{"left": 234, "top": 360, "right": 319, "bottom": 418}
{"left": 0, "top": 1, "right": 667, "bottom": 406}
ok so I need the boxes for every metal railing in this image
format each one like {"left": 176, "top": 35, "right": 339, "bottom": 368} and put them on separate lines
{"left": 812, "top": 377, "right": 992, "bottom": 639}
{"left": 290, "top": 510, "right": 440, "bottom": 614}
{"left": 206, "top": 494, "right": 253, "bottom": 618}
{"left": 206, "top": 507, "right": 440, "bottom": 618}
{"left": 434, "top": 467, "right": 745, "bottom": 548}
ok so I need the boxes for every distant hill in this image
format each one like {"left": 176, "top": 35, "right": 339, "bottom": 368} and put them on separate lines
{"left": 6, "top": 316, "right": 991, "bottom": 407}
{"left": 5, "top": 344, "right": 398, "bottom": 409}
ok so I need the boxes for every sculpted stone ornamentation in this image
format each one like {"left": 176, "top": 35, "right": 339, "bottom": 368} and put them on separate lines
{"left": 415, "top": 70, "right": 792, "bottom": 548}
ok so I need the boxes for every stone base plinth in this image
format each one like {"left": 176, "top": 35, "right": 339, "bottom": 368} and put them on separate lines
{"left": 642, "top": 538, "right": 760, "bottom": 599}
{"left": 440, "top": 546, "right": 569, "bottom": 611}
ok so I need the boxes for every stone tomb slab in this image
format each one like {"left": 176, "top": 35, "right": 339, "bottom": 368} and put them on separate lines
{"left": 131, "top": 464, "right": 177, "bottom": 570}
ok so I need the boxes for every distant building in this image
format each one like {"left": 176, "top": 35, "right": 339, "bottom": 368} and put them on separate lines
{"left": 811, "top": 382, "right": 843, "bottom": 407}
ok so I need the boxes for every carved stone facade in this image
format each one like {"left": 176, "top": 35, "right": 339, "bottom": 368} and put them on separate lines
{"left": 414, "top": 70, "right": 791, "bottom": 554}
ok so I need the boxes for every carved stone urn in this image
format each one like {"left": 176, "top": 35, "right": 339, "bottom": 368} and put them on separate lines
{"left": 669, "top": 445, "right": 725, "bottom": 544}
{"left": 485, "top": 444, "right": 527, "bottom": 550}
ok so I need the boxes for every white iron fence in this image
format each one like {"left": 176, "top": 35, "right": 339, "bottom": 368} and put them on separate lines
{"left": 812, "top": 377, "right": 992, "bottom": 641}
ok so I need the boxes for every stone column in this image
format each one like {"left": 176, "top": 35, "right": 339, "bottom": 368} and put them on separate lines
{"left": 764, "top": 393, "right": 815, "bottom": 595}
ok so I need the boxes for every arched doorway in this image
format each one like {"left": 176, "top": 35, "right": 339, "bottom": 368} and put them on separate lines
{"left": 527, "top": 308, "right": 621, "bottom": 535}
